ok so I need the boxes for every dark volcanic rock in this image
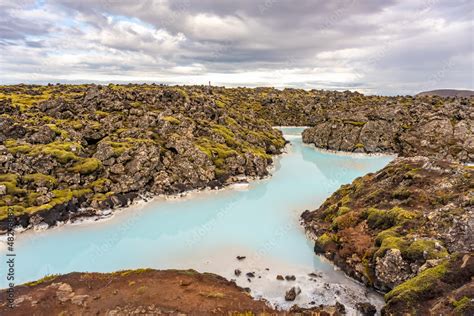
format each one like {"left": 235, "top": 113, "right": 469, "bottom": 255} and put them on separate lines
{"left": 285, "top": 286, "right": 301, "bottom": 301}
{"left": 302, "top": 156, "right": 473, "bottom": 313}
{"left": 0, "top": 84, "right": 287, "bottom": 233}
{"left": 302, "top": 157, "right": 473, "bottom": 291}
{"left": 382, "top": 253, "right": 474, "bottom": 315}
{"left": 356, "top": 302, "right": 376, "bottom": 316}
{"left": 301, "top": 95, "right": 473, "bottom": 163}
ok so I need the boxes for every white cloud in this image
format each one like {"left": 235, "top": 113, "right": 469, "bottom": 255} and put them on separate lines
{"left": 0, "top": 0, "right": 472, "bottom": 95}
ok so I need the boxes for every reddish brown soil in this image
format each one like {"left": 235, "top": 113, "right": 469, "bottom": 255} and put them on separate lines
{"left": 1, "top": 269, "right": 276, "bottom": 315}
{"left": 0, "top": 269, "right": 342, "bottom": 316}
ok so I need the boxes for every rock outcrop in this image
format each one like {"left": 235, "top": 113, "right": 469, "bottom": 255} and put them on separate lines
{"left": 301, "top": 94, "right": 473, "bottom": 162}
{"left": 0, "top": 84, "right": 287, "bottom": 233}
{"left": 383, "top": 253, "right": 474, "bottom": 315}
{"left": 302, "top": 156, "right": 473, "bottom": 313}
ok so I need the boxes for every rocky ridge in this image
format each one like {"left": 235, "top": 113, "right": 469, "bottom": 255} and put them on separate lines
{"left": 301, "top": 94, "right": 473, "bottom": 163}
{"left": 301, "top": 157, "right": 473, "bottom": 314}
{"left": 0, "top": 84, "right": 287, "bottom": 232}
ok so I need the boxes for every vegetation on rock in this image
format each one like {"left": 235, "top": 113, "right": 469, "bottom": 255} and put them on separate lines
{"left": 0, "top": 84, "right": 289, "bottom": 230}
{"left": 302, "top": 157, "right": 473, "bottom": 313}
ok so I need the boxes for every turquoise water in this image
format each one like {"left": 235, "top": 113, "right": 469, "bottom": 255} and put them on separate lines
{"left": 2, "top": 127, "right": 394, "bottom": 309}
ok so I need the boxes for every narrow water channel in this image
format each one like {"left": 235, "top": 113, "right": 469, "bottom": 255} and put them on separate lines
{"left": 2, "top": 127, "right": 394, "bottom": 312}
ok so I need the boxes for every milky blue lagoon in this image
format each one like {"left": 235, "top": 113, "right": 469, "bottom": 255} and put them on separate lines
{"left": 2, "top": 127, "right": 394, "bottom": 311}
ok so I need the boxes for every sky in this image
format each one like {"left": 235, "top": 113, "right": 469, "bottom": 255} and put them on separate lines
{"left": 0, "top": 0, "right": 473, "bottom": 95}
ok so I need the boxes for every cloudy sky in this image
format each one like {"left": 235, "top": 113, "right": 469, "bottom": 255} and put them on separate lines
{"left": 0, "top": 0, "right": 472, "bottom": 95}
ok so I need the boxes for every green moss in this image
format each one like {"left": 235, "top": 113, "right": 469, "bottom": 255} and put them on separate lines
{"left": 340, "top": 194, "right": 351, "bottom": 206}
{"left": 94, "top": 110, "right": 109, "bottom": 117}
{"left": 375, "top": 226, "right": 400, "bottom": 246}
{"left": 24, "top": 274, "right": 60, "bottom": 286}
{"left": 106, "top": 141, "right": 132, "bottom": 156}
{"left": 405, "top": 168, "right": 421, "bottom": 180}
{"left": 385, "top": 260, "right": 448, "bottom": 302}
{"left": 212, "top": 124, "right": 237, "bottom": 146}
{"left": 130, "top": 101, "right": 143, "bottom": 108}
{"left": 173, "top": 87, "right": 190, "bottom": 102}
{"left": 196, "top": 138, "right": 238, "bottom": 163}
{"left": 23, "top": 173, "right": 57, "bottom": 187}
{"left": 0, "top": 174, "right": 18, "bottom": 183}
{"left": 44, "top": 148, "right": 77, "bottom": 163}
{"left": 365, "top": 208, "right": 397, "bottom": 230}
{"left": 453, "top": 296, "right": 472, "bottom": 314}
{"left": 162, "top": 116, "right": 180, "bottom": 124}
{"left": 317, "top": 233, "right": 334, "bottom": 247}
{"left": 27, "top": 141, "right": 81, "bottom": 163}
{"left": 215, "top": 99, "right": 226, "bottom": 108}
{"left": 88, "top": 121, "right": 101, "bottom": 130}
{"left": 0, "top": 91, "right": 52, "bottom": 110}
{"left": 45, "top": 124, "right": 69, "bottom": 138}
{"left": 92, "top": 192, "right": 114, "bottom": 202}
{"left": 89, "top": 178, "right": 110, "bottom": 192}
{"left": 49, "top": 189, "right": 73, "bottom": 202}
{"left": 119, "top": 268, "right": 152, "bottom": 277}
{"left": 375, "top": 236, "right": 410, "bottom": 258}
{"left": 405, "top": 239, "right": 448, "bottom": 261}
{"left": 0, "top": 205, "right": 26, "bottom": 220}
{"left": 365, "top": 207, "right": 418, "bottom": 230}
{"left": 391, "top": 207, "right": 418, "bottom": 222}
{"left": 225, "top": 116, "right": 238, "bottom": 127}
{"left": 70, "top": 121, "right": 83, "bottom": 130}
{"left": 25, "top": 188, "right": 92, "bottom": 214}
{"left": 243, "top": 145, "right": 271, "bottom": 159}
{"left": 336, "top": 206, "right": 351, "bottom": 216}
{"left": 392, "top": 187, "right": 411, "bottom": 199}
{"left": 331, "top": 211, "right": 358, "bottom": 231}
{"left": 0, "top": 174, "right": 26, "bottom": 196}
{"left": 4, "top": 139, "right": 32, "bottom": 154}
{"left": 72, "top": 188, "right": 93, "bottom": 198}
{"left": 69, "top": 158, "right": 101, "bottom": 174}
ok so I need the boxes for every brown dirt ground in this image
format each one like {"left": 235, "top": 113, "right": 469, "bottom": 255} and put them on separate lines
{"left": 0, "top": 269, "right": 342, "bottom": 316}
{"left": 1, "top": 269, "right": 277, "bottom": 315}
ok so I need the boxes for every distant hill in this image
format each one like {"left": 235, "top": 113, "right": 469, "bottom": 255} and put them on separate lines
{"left": 417, "top": 89, "right": 474, "bottom": 97}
